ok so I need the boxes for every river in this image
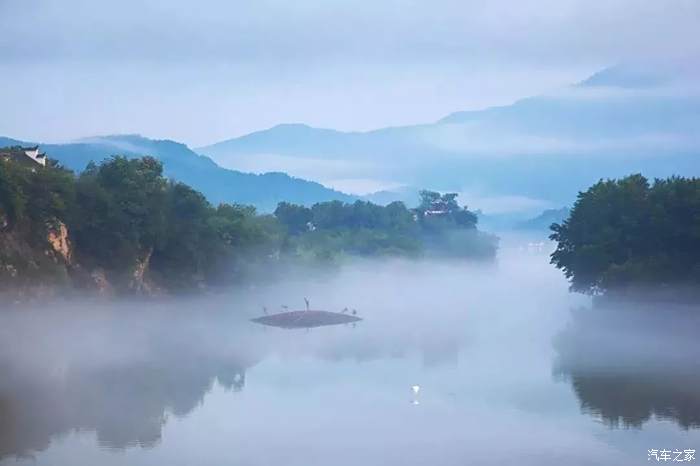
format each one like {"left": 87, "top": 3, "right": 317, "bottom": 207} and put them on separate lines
{"left": 1, "top": 243, "right": 698, "bottom": 465}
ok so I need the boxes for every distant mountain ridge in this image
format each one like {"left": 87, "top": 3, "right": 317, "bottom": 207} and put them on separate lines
{"left": 0, "top": 135, "right": 354, "bottom": 211}
{"left": 5, "top": 65, "right": 698, "bottom": 215}
{"left": 198, "top": 65, "right": 700, "bottom": 210}
{"left": 515, "top": 207, "right": 570, "bottom": 231}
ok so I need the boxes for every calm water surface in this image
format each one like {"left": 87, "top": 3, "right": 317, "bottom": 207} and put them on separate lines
{"left": 1, "top": 247, "right": 699, "bottom": 465}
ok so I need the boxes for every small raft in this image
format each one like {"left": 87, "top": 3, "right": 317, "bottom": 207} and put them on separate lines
{"left": 251, "top": 310, "right": 362, "bottom": 329}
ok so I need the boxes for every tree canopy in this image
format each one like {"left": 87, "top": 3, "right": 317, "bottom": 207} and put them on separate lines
{"left": 550, "top": 174, "right": 700, "bottom": 296}
{"left": 1, "top": 155, "right": 498, "bottom": 295}
{"left": 1, "top": 155, "right": 280, "bottom": 293}
{"left": 274, "top": 192, "right": 497, "bottom": 262}
{"left": 0, "top": 156, "right": 74, "bottom": 244}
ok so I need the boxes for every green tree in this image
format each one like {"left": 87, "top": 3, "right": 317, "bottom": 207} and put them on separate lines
{"left": 73, "top": 156, "right": 167, "bottom": 272}
{"left": 150, "top": 182, "right": 214, "bottom": 287}
{"left": 275, "top": 194, "right": 495, "bottom": 261}
{"left": 0, "top": 161, "right": 28, "bottom": 228}
{"left": 274, "top": 202, "right": 312, "bottom": 234}
{"left": 550, "top": 174, "right": 700, "bottom": 295}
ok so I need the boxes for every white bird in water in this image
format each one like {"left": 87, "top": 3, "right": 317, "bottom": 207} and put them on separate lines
{"left": 411, "top": 385, "right": 421, "bottom": 405}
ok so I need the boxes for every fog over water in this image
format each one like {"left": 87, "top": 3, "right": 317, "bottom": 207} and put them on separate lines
{"left": 1, "top": 238, "right": 699, "bottom": 466}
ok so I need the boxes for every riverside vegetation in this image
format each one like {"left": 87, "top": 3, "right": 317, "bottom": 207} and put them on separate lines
{"left": 0, "top": 153, "right": 496, "bottom": 299}
{"left": 550, "top": 174, "right": 700, "bottom": 301}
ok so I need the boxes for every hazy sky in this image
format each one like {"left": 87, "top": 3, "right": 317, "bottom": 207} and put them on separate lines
{"left": 1, "top": 0, "right": 698, "bottom": 146}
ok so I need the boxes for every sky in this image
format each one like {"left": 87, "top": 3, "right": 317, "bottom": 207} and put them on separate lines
{"left": 0, "top": 0, "right": 699, "bottom": 147}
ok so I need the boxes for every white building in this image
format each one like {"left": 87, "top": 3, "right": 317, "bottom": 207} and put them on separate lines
{"left": 22, "top": 146, "right": 47, "bottom": 166}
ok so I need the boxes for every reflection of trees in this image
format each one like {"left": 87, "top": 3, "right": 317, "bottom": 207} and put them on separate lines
{"left": 568, "top": 372, "right": 700, "bottom": 429}
{"left": 554, "top": 305, "right": 700, "bottom": 429}
{"left": 0, "top": 314, "right": 260, "bottom": 460}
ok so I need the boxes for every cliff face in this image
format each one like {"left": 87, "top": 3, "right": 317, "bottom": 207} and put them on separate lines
{"left": 127, "top": 247, "right": 161, "bottom": 296}
{"left": 0, "top": 220, "right": 161, "bottom": 302}
{"left": 0, "top": 220, "right": 73, "bottom": 301}
{"left": 47, "top": 222, "right": 72, "bottom": 264}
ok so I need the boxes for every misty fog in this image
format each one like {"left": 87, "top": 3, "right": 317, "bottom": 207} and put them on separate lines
{"left": 2, "top": 1, "right": 698, "bottom": 464}
{"left": 2, "top": 238, "right": 698, "bottom": 466}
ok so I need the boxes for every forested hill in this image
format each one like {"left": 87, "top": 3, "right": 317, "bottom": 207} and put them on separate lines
{"left": 0, "top": 155, "right": 496, "bottom": 300}
{"left": 0, "top": 135, "right": 354, "bottom": 211}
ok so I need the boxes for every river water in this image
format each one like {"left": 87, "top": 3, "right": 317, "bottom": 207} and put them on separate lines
{"left": 1, "top": 244, "right": 698, "bottom": 465}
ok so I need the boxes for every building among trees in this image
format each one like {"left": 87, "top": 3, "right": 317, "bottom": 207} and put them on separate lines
{"left": 0, "top": 146, "right": 47, "bottom": 167}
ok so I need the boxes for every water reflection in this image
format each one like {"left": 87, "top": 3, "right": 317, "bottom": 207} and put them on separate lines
{"left": 554, "top": 303, "right": 700, "bottom": 429}
{"left": 0, "top": 299, "right": 470, "bottom": 461}
{"left": 0, "top": 307, "right": 261, "bottom": 459}
{"left": 4, "top": 256, "right": 697, "bottom": 466}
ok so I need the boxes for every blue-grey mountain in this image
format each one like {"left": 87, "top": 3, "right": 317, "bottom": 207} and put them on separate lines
{"left": 1, "top": 135, "right": 353, "bottom": 211}
{"left": 199, "top": 66, "right": 700, "bottom": 210}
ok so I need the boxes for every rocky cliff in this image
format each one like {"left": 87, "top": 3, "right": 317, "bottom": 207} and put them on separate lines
{"left": 0, "top": 219, "right": 73, "bottom": 301}
{"left": 0, "top": 219, "right": 160, "bottom": 302}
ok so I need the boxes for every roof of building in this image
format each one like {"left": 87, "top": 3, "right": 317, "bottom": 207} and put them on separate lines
{"left": 0, "top": 146, "right": 47, "bottom": 166}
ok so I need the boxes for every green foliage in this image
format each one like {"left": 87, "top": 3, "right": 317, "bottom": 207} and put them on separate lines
{"left": 550, "top": 174, "right": 700, "bottom": 295}
{"left": 73, "top": 158, "right": 282, "bottom": 290}
{"left": 412, "top": 190, "right": 493, "bottom": 256}
{"left": 415, "top": 190, "right": 478, "bottom": 232}
{"left": 0, "top": 158, "right": 77, "bottom": 292}
{"left": 0, "top": 158, "right": 75, "bottom": 243}
{"left": 149, "top": 182, "right": 214, "bottom": 287}
{"left": 0, "top": 161, "right": 27, "bottom": 227}
{"left": 73, "top": 156, "right": 168, "bottom": 271}
{"left": 1, "top": 154, "right": 283, "bottom": 293}
{"left": 274, "top": 202, "right": 312, "bottom": 234}
{"left": 275, "top": 193, "right": 496, "bottom": 261}
{"left": 276, "top": 199, "right": 420, "bottom": 260}
{"left": 1, "top": 152, "right": 498, "bottom": 295}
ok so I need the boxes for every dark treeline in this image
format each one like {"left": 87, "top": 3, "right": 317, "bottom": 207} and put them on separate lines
{"left": 550, "top": 174, "right": 700, "bottom": 300}
{"left": 0, "top": 155, "right": 496, "bottom": 296}
{"left": 274, "top": 190, "right": 497, "bottom": 261}
{"left": 0, "top": 156, "right": 281, "bottom": 294}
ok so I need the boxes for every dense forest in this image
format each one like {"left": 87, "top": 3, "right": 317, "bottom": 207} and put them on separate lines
{"left": 550, "top": 174, "right": 700, "bottom": 299}
{"left": 0, "top": 152, "right": 496, "bottom": 298}
{"left": 0, "top": 154, "right": 281, "bottom": 295}
{"left": 275, "top": 190, "right": 496, "bottom": 261}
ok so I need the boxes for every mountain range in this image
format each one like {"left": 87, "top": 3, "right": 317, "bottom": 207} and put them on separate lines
{"left": 198, "top": 65, "right": 700, "bottom": 215}
{"left": 2, "top": 65, "right": 698, "bottom": 218}
{"left": 515, "top": 207, "right": 571, "bottom": 232}
{"left": 0, "top": 135, "right": 354, "bottom": 211}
